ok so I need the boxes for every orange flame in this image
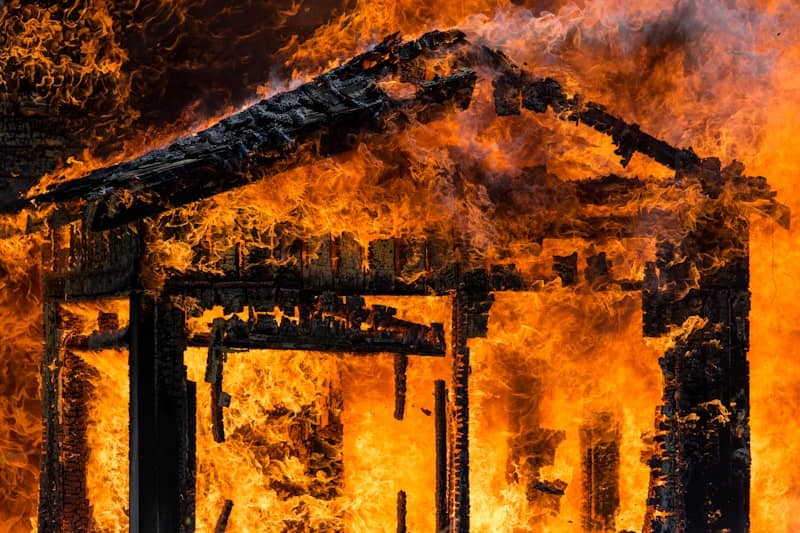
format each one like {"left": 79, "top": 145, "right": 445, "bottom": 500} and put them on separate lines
{"left": 1, "top": 0, "right": 799, "bottom": 531}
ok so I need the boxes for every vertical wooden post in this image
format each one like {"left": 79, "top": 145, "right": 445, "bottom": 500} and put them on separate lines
{"left": 394, "top": 353, "right": 408, "bottom": 420}
{"left": 59, "top": 351, "right": 96, "bottom": 532}
{"left": 396, "top": 490, "right": 407, "bottom": 533}
{"left": 434, "top": 379, "right": 449, "bottom": 532}
{"left": 38, "top": 300, "right": 62, "bottom": 532}
{"left": 643, "top": 211, "right": 750, "bottom": 532}
{"left": 129, "top": 292, "right": 158, "bottom": 533}
{"left": 451, "top": 293, "right": 470, "bottom": 533}
{"left": 580, "top": 412, "right": 620, "bottom": 532}
{"left": 129, "top": 293, "right": 191, "bottom": 533}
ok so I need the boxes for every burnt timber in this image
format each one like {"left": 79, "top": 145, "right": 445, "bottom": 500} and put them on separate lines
{"left": 3, "top": 32, "right": 785, "bottom": 233}
{"left": 188, "top": 294, "right": 446, "bottom": 356}
{"left": 24, "top": 29, "right": 789, "bottom": 533}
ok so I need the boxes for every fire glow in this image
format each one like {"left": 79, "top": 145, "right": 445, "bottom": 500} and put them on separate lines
{"left": 0, "top": 1, "right": 798, "bottom": 532}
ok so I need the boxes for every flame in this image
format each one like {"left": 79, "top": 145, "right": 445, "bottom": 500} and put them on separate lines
{"left": 79, "top": 348, "right": 130, "bottom": 532}
{"left": 1, "top": 0, "right": 800, "bottom": 531}
{"left": 340, "top": 296, "right": 452, "bottom": 531}
{"left": 60, "top": 299, "right": 130, "bottom": 532}
{"left": 185, "top": 296, "right": 451, "bottom": 532}
{"left": 0, "top": 229, "right": 41, "bottom": 532}
{"left": 470, "top": 290, "right": 662, "bottom": 532}
{"left": 186, "top": 346, "right": 344, "bottom": 531}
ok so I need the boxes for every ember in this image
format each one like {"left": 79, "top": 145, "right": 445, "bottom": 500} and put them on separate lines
{"left": 0, "top": 2, "right": 798, "bottom": 533}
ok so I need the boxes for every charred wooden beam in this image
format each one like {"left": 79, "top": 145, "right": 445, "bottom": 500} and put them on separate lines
{"left": 181, "top": 381, "right": 197, "bottom": 533}
{"left": 188, "top": 294, "right": 446, "bottom": 356}
{"left": 41, "top": 220, "right": 140, "bottom": 300}
{"left": 448, "top": 272, "right": 492, "bottom": 533}
{"left": 205, "top": 318, "right": 230, "bottom": 443}
{"left": 451, "top": 298, "right": 470, "bottom": 533}
{"left": 38, "top": 301, "right": 61, "bottom": 533}
{"left": 553, "top": 252, "right": 578, "bottom": 286}
{"left": 64, "top": 326, "right": 129, "bottom": 351}
{"left": 129, "top": 294, "right": 156, "bottom": 532}
{"left": 213, "top": 500, "right": 233, "bottom": 533}
{"left": 507, "top": 71, "right": 788, "bottom": 227}
{"left": 0, "top": 34, "right": 785, "bottom": 245}
{"left": 60, "top": 351, "right": 97, "bottom": 532}
{"left": 130, "top": 293, "right": 192, "bottom": 533}
{"left": 393, "top": 353, "right": 408, "bottom": 420}
{"left": 434, "top": 379, "right": 449, "bottom": 533}
{"left": 482, "top": 45, "right": 787, "bottom": 226}
{"left": 643, "top": 211, "right": 750, "bottom": 533}
{"left": 396, "top": 490, "right": 407, "bottom": 533}
{"left": 189, "top": 328, "right": 446, "bottom": 354}
{"left": 580, "top": 412, "right": 620, "bottom": 532}
{"left": 585, "top": 252, "right": 612, "bottom": 289}
{"left": 16, "top": 31, "right": 474, "bottom": 232}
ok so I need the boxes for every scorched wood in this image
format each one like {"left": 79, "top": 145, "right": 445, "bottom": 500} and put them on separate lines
{"left": 1, "top": 30, "right": 787, "bottom": 241}
{"left": 213, "top": 500, "right": 233, "bottom": 533}
{"left": 434, "top": 379, "right": 449, "bottom": 533}
{"left": 643, "top": 210, "right": 750, "bottom": 532}
{"left": 205, "top": 318, "right": 234, "bottom": 443}
{"left": 188, "top": 294, "right": 446, "bottom": 355}
{"left": 393, "top": 353, "right": 408, "bottom": 420}
{"left": 396, "top": 490, "right": 407, "bottom": 533}
{"left": 17, "top": 30, "right": 475, "bottom": 231}
{"left": 38, "top": 301, "right": 61, "bottom": 533}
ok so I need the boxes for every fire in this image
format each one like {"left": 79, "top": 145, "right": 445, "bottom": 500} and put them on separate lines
{"left": 340, "top": 296, "right": 452, "bottom": 531}
{"left": 0, "top": 229, "right": 41, "bottom": 533}
{"left": 60, "top": 299, "right": 130, "bottom": 532}
{"left": 184, "top": 296, "right": 451, "bottom": 532}
{"left": 185, "top": 346, "right": 345, "bottom": 532}
{"left": 470, "top": 289, "right": 662, "bottom": 532}
{"left": 1, "top": 0, "right": 799, "bottom": 531}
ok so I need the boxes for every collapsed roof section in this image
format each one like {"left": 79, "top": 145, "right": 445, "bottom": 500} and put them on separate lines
{"left": 0, "top": 29, "right": 788, "bottom": 234}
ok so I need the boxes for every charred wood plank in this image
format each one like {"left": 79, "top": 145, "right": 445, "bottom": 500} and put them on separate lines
{"left": 643, "top": 212, "right": 750, "bottom": 533}
{"left": 393, "top": 353, "right": 408, "bottom": 420}
{"left": 553, "top": 252, "right": 578, "bottom": 286}
{"left": 213, "top": 500, "right": 233, "bottom": 533}
{"left": 189, "top": 331, "right": 444, "bottom": 355}
{"left": 368, "top": 238, "right": 396, "bottom": 292}
{"left": 60, "top": 351, "right": 97, "bottom": 533}
{"left": 188, "top": 294, "right": 446, "bottom": 356}
{"left": 129, "top": 293, "right": 158, "bottom": 533}
{"left": 512, "top": 71, "right": 788, "bottom": 226}
{"left": 38, "top": 301, "right": 62, "bottom": 533}
{"left": 580, "top": 412, "right": 620, "bottom": 532}
{"left": 65, "top": 327, "right": 129, "bottom": 351}
{"left": 493, "top": 72, "right": 521, "bottom": 116}
{"left": 489, "top": 264, "right": 525, "bottom": 291}
{"left": 205, "top": 318, "right": 232, "bottom": 443}
{"left": 181, "top": 381, "right": 197, "bottom": 533}
{"left": 333, "top": 232, "right": 364, "bottom": 291}
{"left": 396, "top": 490, "right": 407, "bottom": 533}
{"left": 434, "top": 379, "right": 449, "bottom": 533}
{"left": 18, "top": 31, "right": 474, "bottom": 232}
{"left": 130, "top": 293, "right": 191, "bottom": 533}
{"left": 304, "top": 235, "right": 334, "bottom": 289}
{"left": 450, "top": 295, "right": 470, "bottom": 533}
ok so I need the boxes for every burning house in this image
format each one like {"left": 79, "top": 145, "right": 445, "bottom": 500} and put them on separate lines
{"left": 0, "top": 2, "right": 797, "bottom": 533}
